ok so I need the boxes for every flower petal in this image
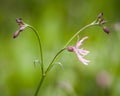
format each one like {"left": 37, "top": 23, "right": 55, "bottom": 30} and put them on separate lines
{"left": 74, "top": 49, "right": 90, "bottom": 65}
{"left": 78, "top": 48, "right": 90, "bottom": 56}
{"left": 76, "top": 36, "right": 88, "bottom": 48}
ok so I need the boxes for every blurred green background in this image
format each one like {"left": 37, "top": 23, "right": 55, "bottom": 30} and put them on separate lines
{"left": 0, "top": 0, "right": 120, "bottom": 96}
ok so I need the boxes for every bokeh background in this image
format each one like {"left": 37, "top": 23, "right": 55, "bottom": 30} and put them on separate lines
{"left": 0, "top": 0, "right": 120, "bottom": 96}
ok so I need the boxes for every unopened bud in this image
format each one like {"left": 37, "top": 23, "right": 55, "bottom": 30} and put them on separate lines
{"left": 13, "top": 31, "right": 20, "bottom": 38}
{"left": 98, "top": 12, "right": 103, "bottom": 18}
{"left": 16, "top": 18, "right": 24, "bottom": 26}
{"left": 101, "top": 20, "right": 107, "bottom": 24}
{"left": 103, "top": 26, "right": 110, "bottom": 34}
{"left": 67, "top": 46, "right": 74, "bottom": 52}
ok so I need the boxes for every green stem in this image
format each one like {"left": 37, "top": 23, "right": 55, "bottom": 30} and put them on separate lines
{"left": 27, "top": 19, "right": 99, "bottom": 96}
{"left": 34, "top": 75, "right": 45, "bottom": 96}
{"left": 34, "top": 48, "right": 65, "bottom": 96}
{"left": 27, "top": 25, "right": 44, "bottom": 74}
{"left": 45, "top": 48, "right": 66, "bottom": 74}
{"left": 27, "top": 25, "right": 45, "bottom": 96}
{"left": 63, "top": 20, "right": 98, "bottom": 48}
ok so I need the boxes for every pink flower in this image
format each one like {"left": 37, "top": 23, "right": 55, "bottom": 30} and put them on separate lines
{"left": 67, "top": 36, "right": 90, "bottom": 65}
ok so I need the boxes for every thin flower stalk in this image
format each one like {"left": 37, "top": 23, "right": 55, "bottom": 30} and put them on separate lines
{"left": 27, "top": 25, "right": 44, "bottom": 74}
{"left": 63, "top": 20, "right": 97, "bottom": 48}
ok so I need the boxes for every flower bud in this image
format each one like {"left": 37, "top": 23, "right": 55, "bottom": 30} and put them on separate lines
{"left": 98, "top": 12, "right": 103, "bottom": 18}
{"left": 67, "top": 46, "right": 74, "bottom": 52}
{"left": 13, "top": 31, "right": 20, "bottom": 38}
{"left": 103, "top": 26, "right": 110, "bottom": 34}
{"left": 101, "top": 20, "right": 107, "bottom": 24}
{"left": 16, "top": 18, "right": 24, "bottom": 26}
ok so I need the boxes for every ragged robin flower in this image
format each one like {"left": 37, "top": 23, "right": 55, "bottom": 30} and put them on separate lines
{"left": 13, "top": 18, "right": 28, "bottom": 38}
{"left": 67, "top": 36, "right": 90, "bottom": 65}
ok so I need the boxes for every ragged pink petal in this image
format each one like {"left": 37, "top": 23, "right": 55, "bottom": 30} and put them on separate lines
{"left": 75, "top": 49, "right": 90, "bottom": 65}
{"left": 76, "top": 36, "right": 88, "bottom": 48}
{"left": 78, "top": 49, "right": 90, "bottom": 56}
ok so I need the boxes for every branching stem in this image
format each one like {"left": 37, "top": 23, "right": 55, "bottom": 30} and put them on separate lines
{"left": 28, "top": 19, "right": 99, "bottom": 96}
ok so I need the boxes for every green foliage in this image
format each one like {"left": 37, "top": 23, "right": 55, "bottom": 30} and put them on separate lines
{"left": 0, "top": 0, "right": 120, "bottom": 96}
